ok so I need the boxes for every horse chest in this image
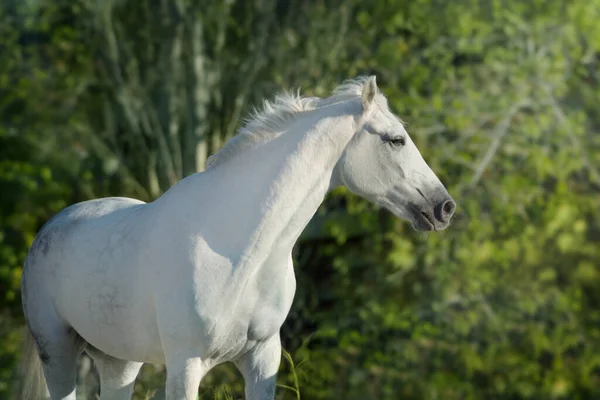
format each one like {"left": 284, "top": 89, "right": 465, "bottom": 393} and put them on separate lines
{"left": 155, "top": 245, "right": 297, "bottom": 362}
{"left": 205, "top": 258, "right": 297, "bottom": 357}
{"left": 247, "top": 257, "right": 297, "bottom": 339}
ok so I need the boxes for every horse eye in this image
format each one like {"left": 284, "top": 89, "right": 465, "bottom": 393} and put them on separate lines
{"left": 388, "top": 137, "right": 406, "bottom": 147}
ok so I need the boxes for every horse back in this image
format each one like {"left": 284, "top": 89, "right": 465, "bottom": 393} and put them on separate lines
{"left": 25, "top": 197, "right": 147, "bottom": 266}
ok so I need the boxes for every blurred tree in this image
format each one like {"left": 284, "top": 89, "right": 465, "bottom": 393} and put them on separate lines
{"left": 67, "top": 0, "right": 354, "bottom": 198}
{"left": 1, "top": 0, "right": 599, "bottom": 399}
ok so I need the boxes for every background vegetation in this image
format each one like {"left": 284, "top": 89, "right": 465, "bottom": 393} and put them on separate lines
{"left": 1, "top": 0, "right": 599, "bottom": 399}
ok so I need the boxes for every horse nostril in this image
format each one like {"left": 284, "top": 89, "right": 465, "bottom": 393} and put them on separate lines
{"left": 434, "top": 199, "right": 456, "bottom": 223}
{"left": 442, "top": 200, "right": 456, "bottom": 218}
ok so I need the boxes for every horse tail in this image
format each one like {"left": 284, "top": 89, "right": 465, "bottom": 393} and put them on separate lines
{"left": 19, "top": 328, "right": 48, "bottom": 400}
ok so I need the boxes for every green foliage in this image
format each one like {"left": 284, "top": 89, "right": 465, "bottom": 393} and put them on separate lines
{"left": 1, "top": 0, "right": 599, "bottom": 399}
{"left": 286, "top": 1, "right": 600, "bottom": 398}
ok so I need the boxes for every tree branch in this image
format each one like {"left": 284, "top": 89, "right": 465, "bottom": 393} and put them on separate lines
{"left": 469, "top": 99, "right": 531, "bottom": 187}
{"left": 542, "top": 84, "right": 600, "bottom": 188}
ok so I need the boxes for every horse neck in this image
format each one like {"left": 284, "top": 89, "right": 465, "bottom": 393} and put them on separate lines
{"left": 255, "top": 114, "right": 355, "bottom": 250}
{"left": 205, "top": 103, "right": 357, "bottom": 271}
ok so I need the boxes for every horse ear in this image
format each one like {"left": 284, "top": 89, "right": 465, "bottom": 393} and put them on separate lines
{"left": 361, "top": 75, "right": 378, "bottom": 111}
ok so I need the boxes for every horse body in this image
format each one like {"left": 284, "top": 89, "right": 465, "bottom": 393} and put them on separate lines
{"left": 20, "top": 76, "right": 456, "bottom": 399}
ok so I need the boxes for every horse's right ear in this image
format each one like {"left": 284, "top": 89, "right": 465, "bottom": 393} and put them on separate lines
{"left": 361, "top": 76, "right": 378, "bottom": 112}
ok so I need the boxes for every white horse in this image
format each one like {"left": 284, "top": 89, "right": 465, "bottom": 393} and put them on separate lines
{"left": 20, "top": 76, "right": 455, "bottom": 400}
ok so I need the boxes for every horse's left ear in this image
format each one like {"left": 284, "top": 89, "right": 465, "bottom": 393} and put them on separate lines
{"left": 361, "top": 75, "right": 378, "bottom": 111}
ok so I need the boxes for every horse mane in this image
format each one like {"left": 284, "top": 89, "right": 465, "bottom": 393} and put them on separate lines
{"left": 205, "top": 76, "right": 375, "bottom": 169}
